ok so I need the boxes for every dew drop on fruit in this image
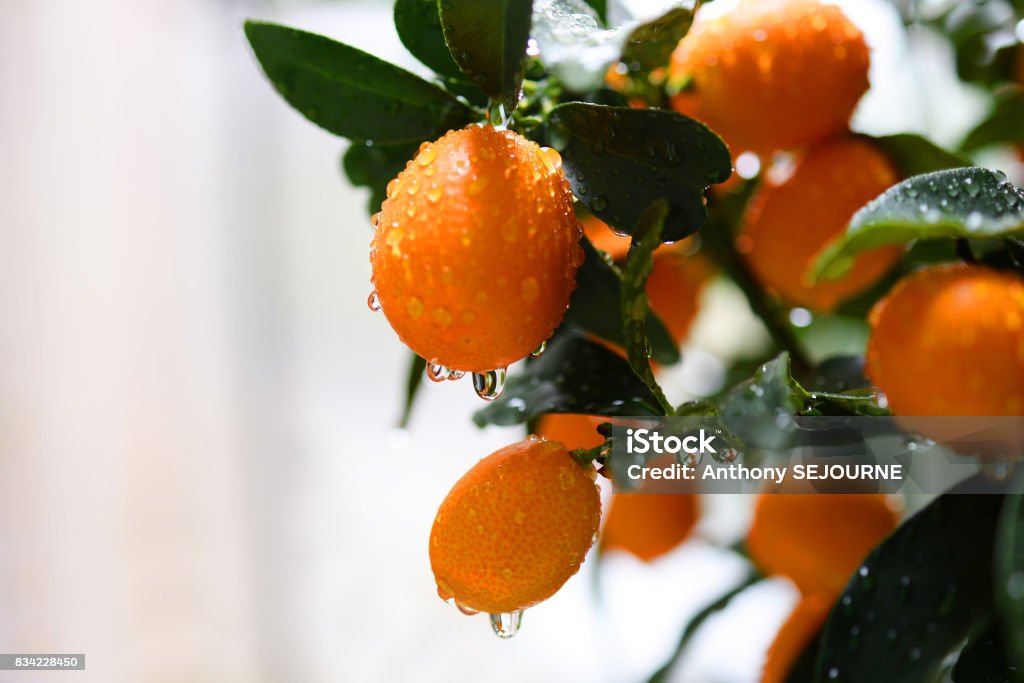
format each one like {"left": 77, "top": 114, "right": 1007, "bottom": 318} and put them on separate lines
{"left": 455, "top": 600, "right": 479, "bottom": 616}
{"left": 427, "top": 362, "right": 449, "bottom": 382}
{"left": 489, "top": 610, "right": 523, "bottom": 639}
{"left": 473, "top": 368, "right": 507, "bottom": 400}
{"left": 447, "top": 370, "right": 466, "bottom": 381}
{"left": 531, "top": 340, "right": 547, "bottom": 358}
{"left": 367, "top": 290, "right": 382, "bottom": 312}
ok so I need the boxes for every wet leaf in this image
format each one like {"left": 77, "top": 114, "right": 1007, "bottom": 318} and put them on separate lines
{"left": 996, "top": 469, "right": 1024, "bottom": 673}
{"left": 815, "top": 476, "right": 1007, "bottom": 683}
{"left": 621, "top": 6, "right": 696, "bottom": 73}
{"left": 245, "top": 21, "right": 477, "bottom": 144}
{"left": 394, "top": 0, "right": 463, "bottom": 79}
{"left": 439, "top": 0, "right": 534, "bottom": 112}
{"left": 950, "top": 618, "right": 1016, "bottom": 683}
{"left": 530, "top": 0, "right": 623, "bottom": 93}
{"left": 564, "top": 236, "right": 680, "bottom": 365}
{"left": 548, "top": 103, "right": 731, "bottom": 241}
{"left": 962, "top": 89, "right": 1024, "bottom": 152}
{"left": 719, "top": 353, "right": 807, "bottom": 419}
{"left": 342, "top": 141, "right": 417, "bottom": 215}
{"left": 866, "top": 133, "right": 971, "bottom": 178}
{"left": 621, "top": 201, "right": 673, "bottom": 414}
{"left": 813, "top": 167, "right": 1024, "bottom": 281}
{"left": 472, "top": 330, "right": 662, "bottom": 426}
{"left": 582, "top": 0, "right": 607, "bottom": 25}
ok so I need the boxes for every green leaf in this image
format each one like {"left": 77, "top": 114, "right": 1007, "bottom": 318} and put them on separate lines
{"left": 438, "top": 0, "right": 534, "bottom": 112}
{"left": 548, "top": 103, "right": 731, "bottom": 241}
{"left": 719, "top": 353, "right": 806, "bottom": 419}
{"left": 621, "top": 6, "right": 696, "bottom": 73}
{"left": 564, "top": 236, "right": 680, "bottom": 365}
{"left": 582, "top": 0, "right": 607, "bottom": 25}
{"left": 394, "top": 0, "right": 463, "bottom": 79}
{"left": 866, "top": 133, "right": 971, "bottom": 178}
{"left": 244, "top": 21, "right": 476, "bottom": 143}
{"left": 813, "top": 167, "right": 1024, "bottom": 281}
{"left": 342, "top": 141, "right": 417, "bottom": 215}
{"left": 471, "top": 330, "right": 662, "bottom": 426}
{"left": 950, "top": 619, "right": 1016, "bottom": 683}
{"left": 962, "top": 89, "right": 1024, "bottom": 152}
{"left": 814, "top": 476, "right": 1007, "bottom": 683}
{"left": 996, "top": 470, "right": 1024, "bottom": 673}
{"left": 399, "top": 353, "right": 427, "bottom": 429}
{"left": 622, "top": 201, "right": 674, "bottom": 414}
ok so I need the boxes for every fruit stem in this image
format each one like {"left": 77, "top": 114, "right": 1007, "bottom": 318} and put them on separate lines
{"left": 701, "top": 220, "right": 813, "bottom": 375}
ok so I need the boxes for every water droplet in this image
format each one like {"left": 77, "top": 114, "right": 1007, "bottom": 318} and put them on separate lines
{"left": 455, "top": 600, "right": 479, "bottom": 616}
{"left": 489, "top": 610, "right": 523, "bottom": 639}
{"left": 531, "top": 341, "right": 547, "bottom": 358}
{"left": 367, "top": 290, "right": 382, "bottom": 312}
{"left": 447, "top": 370, "right": 466, "bottom": 381}
{"left": 591, "top": 195, "right": 608, "bottom": 211}
{"left": 789, "top": 307, "right": 813, "bottom": 327}
{"left": 473, "top": 368, "right": 507, "bottom": 400}
{"left": 427, "top": 362, "right": 449, "bottom": 382}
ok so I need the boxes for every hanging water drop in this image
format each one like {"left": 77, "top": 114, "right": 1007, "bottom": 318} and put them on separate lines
{"left": 367, "top": 291, "right": 382, "bottom": 312}
{"left": 427, "top": 362, "right": 449, "bottom": 382}
{"left": 473, "top": 368, "right": 507, "bottom": 400}
{"left": 531, "top": 341, "right": 547, "bottom": 358}
{"left": 447, "top": 370, "right": 466, "bottom": 381}
{"left": 489, "top": 610, "right": 523, "bottom": 639}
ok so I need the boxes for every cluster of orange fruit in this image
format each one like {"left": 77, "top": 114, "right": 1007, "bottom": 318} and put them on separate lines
{"left": 364, "top": 0, "right": 1024, "bottom": 654}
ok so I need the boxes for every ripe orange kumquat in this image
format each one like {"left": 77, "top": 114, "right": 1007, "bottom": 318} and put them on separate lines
{"left": 429, "top": 437, "right": 602, "bottom": 615}
{"left": 866, "top": 264, "right": 1024, "bottom": 417}
{"left": 669, "top": 0, "right": 870, "bottom": 154}
{"left": 371, "top": 125, "right": 583, "bottom": 373}
{"left": 739, "top": 138, "right": 902, "bottom": 312}
{"left": 762, "top": 594, "right": 832, "bottom": 683}
{"left": 601, "top": 492, "right": 699, "bottom": 562}
{"left": 746, "top": 493, "right": 898, "bottom": 599}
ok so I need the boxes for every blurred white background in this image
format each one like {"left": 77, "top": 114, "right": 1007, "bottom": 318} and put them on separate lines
{"left": 0, "top": 0, "right": 1015, "bottom": 681}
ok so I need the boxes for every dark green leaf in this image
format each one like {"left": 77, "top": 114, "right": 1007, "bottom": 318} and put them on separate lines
{"left": 719, "top": 353, "right": 806, "bottom": 419}
{"left": 950, "top": 619, "right": 1016, "bottom": 683}
{"left": 548, "top": 103, "right": 731, "bottom": 241}
{"left": 815, "top": 477, "right": 1007, "bottom": 683}
{"left": 866, "top": 133, "right": 971, "bottom": 178}
{"left": 996, "top": 470, "right": 1024, "bottom": 673}
{"left": 438, "top": 0, "right": 533, "bottom": 112}
{"left": 962, "top": 89, "right": 1024, "bottom": 152}
{"left": 814, "top": 167, "right": 1024, "bottom": 281}
{"left": 622, "top": 201, "right": 674, "bottom": 414}
{"left": 394, "top": 0, "right": 463, "bottom": 79}
{"left": 342, "top": 141, "right": 417, "bottom": 215}
{"left": 471, "top": 330, "right": 662, "bottom": 426}
{"left": 399, "top": 353, "right": 427, "bottom": 429}
{"left": 564, "top": 236, "right": 680, "bottom": 365}
{"left": 718, "top": 353, "right": 808, "bottom": 448}
{"left": 622, "top": 7, "right": 696, "bottom": 73}
{"left": 244, "top": 21, "right": 476, "bottom": 143}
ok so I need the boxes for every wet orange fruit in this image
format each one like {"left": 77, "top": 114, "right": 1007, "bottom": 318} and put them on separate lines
{"left": 371, "top": 125, "right": 582, "bottom": 373}
{"left": 536, "top": 413, "right": 605, "bottom": 451}
{"left": 430, "top": 437, "right": 602, "bottom": 614}
{"left": 866, "top": 264, "right": 1024, "bottom": 417}
{"left": 740, "top": 138, "right": 901, "bottom": 311}
{"left": 582, "top": 215, "right": 712, "bottom": 343}
{"left": 669, "top": 0, "right": 870, "bottom": 154}
{"left": 747, "top": 494, "right": 898, "bottom": 598}
{"left": 762, "top": 594, "right": 831, "bottom": 683}
{"left": 601, "top": 492, "right": 698, "bottom": 562}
